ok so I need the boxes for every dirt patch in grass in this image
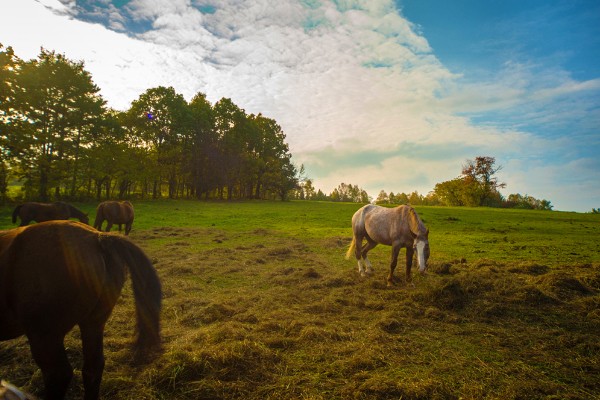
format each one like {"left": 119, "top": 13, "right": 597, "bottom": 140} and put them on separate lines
{"left": 2, "top": 227, "right": 599, "bottom": 399}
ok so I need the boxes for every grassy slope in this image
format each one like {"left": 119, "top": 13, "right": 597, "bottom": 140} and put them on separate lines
{"left": 1, "top": 200, "right": 599, "bottom": 399}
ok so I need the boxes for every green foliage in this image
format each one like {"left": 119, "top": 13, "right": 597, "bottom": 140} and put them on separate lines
{"left": 324, "top": 182, "right": 369, "bottom": 203}
{"left": 433, "top": 178, "right": 459, "bottom": 206}
{"left": 375, "top": 190, "right": 433, "bottom": 206}
{"left": 506, "top": 193, "right": 553, "bottom": 210}
{"left": 3, "top": 48, "right": 105, "bottom": 201}
{"left": 0, "top": 45, "right": 299, "bottom": 202}
{"left": 433, "top": 156, "right": 505, "bottom": 207}
{"left": 431, "top": 156, "right": 552, "bottom": 210}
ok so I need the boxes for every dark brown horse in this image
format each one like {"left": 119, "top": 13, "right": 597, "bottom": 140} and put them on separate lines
{"left": 12, "top": 202, "right": 89, "bottom": 226}
{"left": 346, "top": 204, "right": 430, "bottom": 286}
{"left": 94, "top": 201, "right": 134, "bottom": 235}
{"left": 0, "top": 221, "right": 161, "bottom": 400}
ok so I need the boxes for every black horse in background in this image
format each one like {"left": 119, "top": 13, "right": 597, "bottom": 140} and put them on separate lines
{"left": 11, "top": 202, "right": 89, "bottom": 226}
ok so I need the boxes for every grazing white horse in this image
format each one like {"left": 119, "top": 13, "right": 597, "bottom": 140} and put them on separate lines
{"left": 346, "top": 204, "right": 430, "bottom": 286}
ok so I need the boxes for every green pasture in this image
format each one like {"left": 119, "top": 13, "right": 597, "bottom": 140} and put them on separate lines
{"left": 1, "top": 201, "right": 599, "bottom": 399}
{"left": 3, "top": 200, "right": 597, "bottom": 266}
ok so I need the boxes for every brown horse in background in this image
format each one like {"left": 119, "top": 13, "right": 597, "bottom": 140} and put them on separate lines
{"left": 94, "top": 201, "right": 134, "bottom": 235}
{"left": 12, "top": 202, "right": 89, "bottom": 226}
{"left": 0, "top": 221, "right": 161, "bottom": 400}
{"left": 346, "top": 204, "right": 430, "bottom": 286}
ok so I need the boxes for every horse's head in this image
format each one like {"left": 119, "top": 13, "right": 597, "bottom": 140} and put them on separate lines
{"left": 414, "top": 228, "right": 430, "bottom": 274}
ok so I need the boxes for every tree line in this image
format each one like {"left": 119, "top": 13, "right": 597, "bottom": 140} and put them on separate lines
{"left": 293, "top": 156, "right": 553, "bottom": 211}
{"left": 0, "top": 44, "right": 299, "bottom": 203}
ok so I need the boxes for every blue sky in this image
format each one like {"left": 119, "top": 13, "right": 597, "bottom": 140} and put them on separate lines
{"left": 1, "top": 0, "right": 599, "bottom": 211}
{"left": 401, "top": 1, "right": 600, "bottom": 79}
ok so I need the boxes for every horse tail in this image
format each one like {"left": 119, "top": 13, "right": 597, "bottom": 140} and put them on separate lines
{"left": 345, "top": 236, "right": 356, "bottom": 260}
{"left": 98, "top": 234, "right": 162, "bottom": 360}
{"left": 346, "top": 205, "right": 368, "bottom": 260}
{"left": 11, "top": 205, "right": 22, "bottom": 224}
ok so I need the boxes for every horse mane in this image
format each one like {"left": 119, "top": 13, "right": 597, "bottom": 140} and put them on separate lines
{"left": 406, "top": 206, "right": 427, "bottom": 238}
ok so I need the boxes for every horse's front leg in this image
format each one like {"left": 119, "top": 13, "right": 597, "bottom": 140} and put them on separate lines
{"left": 387, "top": 244, "right": 401, "bottom": 286}
{"left": 405, "top": 246, "right": 414, "bottom": 283}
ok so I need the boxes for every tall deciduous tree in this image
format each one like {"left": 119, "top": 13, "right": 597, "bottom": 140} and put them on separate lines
{"left": 462, "top": 156, "right": 506, "bottom": 206}
{"left": 0, "top": 44, "right": 18, "bottom": 202}
{"left": 126, "top": 86, "right": 190, "bottom": 198}
{"left": 433, "top": 156, "right": 506, "bottom": 207}
{"left": 213, "top": 97, "right": 246, "bottom": 199}
{"left": 252, "top": 113, "right": 295, "bottom": 199}
{"left": 330, "top": 183, "right": 369, "bottom": 203}
{"left": 376, "top": 190, "right": 389, "bottom": 204}
{"left": 188, "top": 92, "right": 218, "bottom": 199}
{"left": 6, "top": 48, "right": 105, "bottom": 200}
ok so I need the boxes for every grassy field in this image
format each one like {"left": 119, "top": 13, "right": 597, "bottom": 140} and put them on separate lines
{"left": 1, "top": 200, "right": 599, "bottom": 399}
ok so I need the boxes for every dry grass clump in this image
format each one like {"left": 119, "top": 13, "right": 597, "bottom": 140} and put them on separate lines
{"left": 536, "top": 271, "right": 594, "bottom": 299}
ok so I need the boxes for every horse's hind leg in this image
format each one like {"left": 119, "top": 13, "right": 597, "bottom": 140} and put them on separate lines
{"left": 28, "top": 333, "right": 73, "bottom": 400}
{"left": 353, "top": 234, "right": 369, "bottom": 276}
{"left": 105, "top": 222, "right": 113, "bottom": 232}
{"left": 360, "top": 238, "right": 377, "bottom": 276}
{"left": 80, "top": 322, "right": 106, "bottom": 400}
{"left": 352, "top": 234, "right": 363, "bottom": 274}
